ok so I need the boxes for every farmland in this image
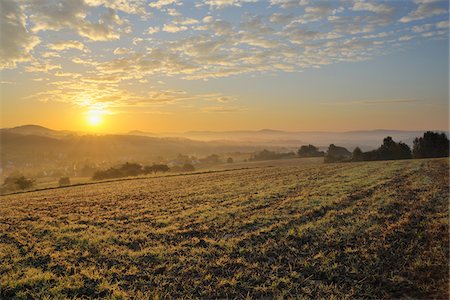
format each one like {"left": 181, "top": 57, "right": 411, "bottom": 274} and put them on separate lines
{"left": 0, "top": 158, "right": 448, "bottom": 299}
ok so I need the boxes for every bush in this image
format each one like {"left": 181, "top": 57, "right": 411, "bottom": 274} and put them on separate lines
{"left": 226, "top": 157, "right": 234, "bottom": 163}
{"left": 58, "top": 177, "right": 71, "bottom": 186}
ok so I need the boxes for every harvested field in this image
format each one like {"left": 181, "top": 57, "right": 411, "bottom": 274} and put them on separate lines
{"left": 0, "top": 158, "right": 448, "bottom": 299}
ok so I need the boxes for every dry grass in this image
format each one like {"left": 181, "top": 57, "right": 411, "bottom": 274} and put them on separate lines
{"left": 0, "top": 158, "right": 448, "bottom": 299}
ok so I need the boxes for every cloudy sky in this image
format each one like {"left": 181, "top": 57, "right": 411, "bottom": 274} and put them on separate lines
{"left": 0, "top": 0, "right": 448, "bottom": 132}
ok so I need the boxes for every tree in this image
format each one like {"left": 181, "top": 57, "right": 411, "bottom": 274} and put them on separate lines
{"left": 120, "top": 162, "right": 142, "bottom": 176}
{"left": 79, "top": 164, "right": 97, "bottom": 177}
{"left": 200, "top": 154, "right": 221, "bottom": 164}
{"left": 181, "top": 163, "right": 195, "bottom": 172}
{"left": 3, "top": 175, "right": 34, "bottom": 190}
{"left": 144, "top": 164, "right": 170, "bottom": 174}
{"left": 377, "top": 137, "right": 411, "bottom": 160}
{"left": 92, "top": 162, "right": 142, "bottom": 180}
{"left": 58, "top": 177, "right": 71, "bottom": 186}
{"left": 297, "top": 144, "right": 324, "bottom": 157}
{"left": 251, "top": 149, "right": 296, "bottom": 161}
{"left": 352, "top": 147, "right": 364, "bottom": 161}
{"left": 324, "top": 144, "right": 352, "bottom": 163}
{"left": 92, "top": 168, "right": 123, "bottom": 180}
{"left": 174, "top": 154, "right": 193, "bottom": 165}
{"left": 413, "top": 131, "right": 449, "bottom": 158}
{"left": 351, "top": 137, "right": 413, "bottom": 162}
{"left": 226, "top": 157, "right": 234, "bottom": 163}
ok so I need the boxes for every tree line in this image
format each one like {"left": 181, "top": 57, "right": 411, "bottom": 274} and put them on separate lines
{"left": 296, "top": 131, "right": 449, "bottom": 163}
{"left": 2, "top": 131, "right": 447, "bottom": 193}
{"left": 91, "top": 162, "right": 193, "bottom": 180}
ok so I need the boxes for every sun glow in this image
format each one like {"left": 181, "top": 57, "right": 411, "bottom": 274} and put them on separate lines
{"left": 86, "top": 110, "right": 104, "bottom": 127}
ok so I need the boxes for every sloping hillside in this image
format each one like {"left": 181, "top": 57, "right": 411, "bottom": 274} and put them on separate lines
{"left": 0, "top": 158, "right": 447, "bottom": 298}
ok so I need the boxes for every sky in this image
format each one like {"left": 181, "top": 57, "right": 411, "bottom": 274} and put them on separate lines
{"left": 0, "top": 0, "right": 448, "bottom": 133}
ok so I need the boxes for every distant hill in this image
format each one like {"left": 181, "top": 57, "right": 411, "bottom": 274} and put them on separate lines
{"left": 179, "top": 128, "right": 440, "bottom": 150}
{"left": 127, "top": 130, "right": 159, "bottom": 137}
{"left": 1, "top": 125, "right": 446, "bottom": 171}
{"left": 0, "top": 129, "right": 263, "bottom": 169}
{"left": 1, "top": 124, "right": 74, "bottom": 138}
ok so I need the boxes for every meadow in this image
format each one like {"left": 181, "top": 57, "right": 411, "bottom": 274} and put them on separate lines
{"left": 0, "top": 158, "right": 448, "bottom": 299}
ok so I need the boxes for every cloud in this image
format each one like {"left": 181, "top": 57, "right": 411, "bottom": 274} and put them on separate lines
{"left": 269, "top": 13, "right": 295, "bottom": 25}
{"left": 28, "top": 0, "right": 125, "bottom": 41}
{"left": 208, "top": 19, "right": 234, "bottom": 35}
{"left": 352, "top": 1, "right": 395, "bottom": 14}
{"left": 176, "top": 18, "right": 200, "bottom": 25}
{"left": 166, "top": 8, "right": 181, "bottom": 16}
{"left": 25, "top": 74, "right": 238, "bottom": 115}
{"left": 304, "top": 2, "right": 335, "bottom": 17}
{"left": 85, "top": 0, "right": 148, "bottom": 15}
{"left": 327, "top": 99, "right": 420, "bottom": 105}
{"left": 0, "top": 0, "right": 40, "bottom": 69}
{"left": 412, "top": 23, "right": 433, "bottom": 33}
{"left": 113, "top": 47, "right": 131, "bottom": 55}
{"left": 270, "top": 0, "right": 309, "bottom": 9}
{"left": 25, "top": 60, "right": 61, "bottom": 73}
{"left": 436, "top": 20, "right": 449, "bottom": 28}
{"left": 149, "top": 0, "right": 179, "bottom": 9}
{"left": 2, "top": 0, "right": 447, "bottom": 112}
{"left": 202, "top": 105, "right": 244, "bottom": 113}
{"left": 203, "top": 16, "right": 214, "bottom": 23}
{"left": 163, "top": 23, "right": 188, "bottom": 32}
{"left": 145, "top": 26, "right": 160, "bottom": 34}
{"left": 48, "top": 40, "right": 87, "bottom": 52}
{"left": 240, "top": 15, "right": 274, "bottom": 35}
{"left": 400, "top": 0, "right": 448, "bottom": 23}
{"left": 203, "top": 0, "right": 258, "bottom": 9}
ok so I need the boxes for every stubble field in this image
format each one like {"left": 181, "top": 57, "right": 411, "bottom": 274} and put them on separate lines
{"left": 0, "top": 158, "right": 448, "bottom": 299}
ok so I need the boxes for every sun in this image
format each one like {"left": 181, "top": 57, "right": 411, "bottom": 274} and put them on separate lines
{"left": 86, "top": 110, "right": 104, "bottom": 127}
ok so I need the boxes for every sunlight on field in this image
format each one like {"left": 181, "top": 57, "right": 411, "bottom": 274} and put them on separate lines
{"left": 0, "top": 158, "right": 448, "bottom": 298}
